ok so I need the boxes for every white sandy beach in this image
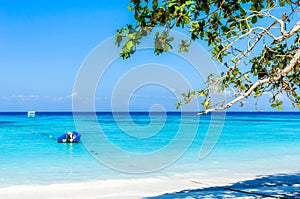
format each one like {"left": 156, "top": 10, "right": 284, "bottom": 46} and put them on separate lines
{"left": 0, "top": 173, "right": 259, "bottom": 199}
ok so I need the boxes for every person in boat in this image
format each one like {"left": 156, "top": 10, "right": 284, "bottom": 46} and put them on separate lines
{"left": 66, "top": 131, "right": 76, "bottom": 142}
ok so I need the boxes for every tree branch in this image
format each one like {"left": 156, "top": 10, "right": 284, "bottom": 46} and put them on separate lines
{"left": 198, "top": 47, "right": 300, "bottom": 114}
{"left": 273, "top": 20, "right": 300, "bottom": 44}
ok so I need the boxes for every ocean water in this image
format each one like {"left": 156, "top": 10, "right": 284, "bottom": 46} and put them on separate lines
{"left": 0, "top": 112, "right": 300, "bottom": 188}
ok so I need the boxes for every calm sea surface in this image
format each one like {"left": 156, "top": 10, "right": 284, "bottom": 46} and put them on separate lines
{"left": 0, "top": 112, "right": 299, "bottom": 187}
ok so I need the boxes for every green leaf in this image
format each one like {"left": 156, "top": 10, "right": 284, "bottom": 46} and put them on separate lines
{"left": 250, "top": 5, "right": 256, "bottom": 11}
{"left": 175, "top": 101, "right": 182, "bottom": 110}
{"left": 276, "top": 100, "right": 283, "bottom": 105}
{"left": 152, "top": 0, "right": 158, "bottom": 10}
{"left": 185, "top": 1, "right": 194, "bottom": 6}
{"left": 244, "top": 74, "right": 250, "bottom": 82}
{"left": 211, "top": 49, "right": 218, "bottom": 55}
{"left": 203, "top": 99, "right": 210, "bottom": 108}
{"left": 126, "top": 33, "right": 135, "bottom": 39}
{"left": 221, "top": 26, "right": 228, "bottom": 33}
{"left": 279, "top": 0, "right": 285, "bottom": 6}
{"left": 203, "top": 5, "right": 210, "bottom": 14}
{"left": 127, "top": 5, "right": 134, "bottom": 11}
{"left": 168, "top": 2, "right": 175, "bottom": 7}
{"left": 163, "top": 44, "right": 170, "bottom": 51}
{"left": 213, "top": 11, "right": 218, "bottom": 18}
{"left": 251, "top": 16, "right": 257, "bottom": 24}
{"left": 126, "top": 41, "right": 134, "bottom": 50}
{"left": 198, "top": 91, "right": 205, "bottom": 97}
{"left": 167, "top": 36, "right": 174, "bottom": 41}
{"left": 181, "top": 47, "right": 189, "bottom": 52}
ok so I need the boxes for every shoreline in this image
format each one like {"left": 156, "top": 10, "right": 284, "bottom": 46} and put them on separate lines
{"left": 1, "top": 171, "right": 296, "bottom": 199}
{"left": 0, "top": 177, "right": 245, "bottom": 199}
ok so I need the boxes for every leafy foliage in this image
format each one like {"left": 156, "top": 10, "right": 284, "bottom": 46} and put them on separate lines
{"left": 116, "top": 0, "right": 300, "bottom": 113}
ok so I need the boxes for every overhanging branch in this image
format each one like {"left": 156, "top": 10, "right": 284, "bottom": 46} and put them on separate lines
{"left": 198, "top": 47, "right": 300, "bottom": 114}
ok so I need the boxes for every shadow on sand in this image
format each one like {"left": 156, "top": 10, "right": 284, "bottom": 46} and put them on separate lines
{"left": 146, "top": 173, "right": 300, "bottom": 199}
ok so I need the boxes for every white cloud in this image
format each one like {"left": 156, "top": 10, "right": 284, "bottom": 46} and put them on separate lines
{"left": 65, "top": 92, "right": 78, "bottom": 98}
{"left": 0, "top": 94, "right": 74, "bottom": 103}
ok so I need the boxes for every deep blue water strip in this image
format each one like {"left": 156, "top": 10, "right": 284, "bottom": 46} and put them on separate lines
{"left": 1, "top": 111, "right": 300, "bottom": 115}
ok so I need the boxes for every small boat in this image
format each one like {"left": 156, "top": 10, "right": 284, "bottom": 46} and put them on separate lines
{"left": 27, "top": 111, "right": 35, "bottom": 118}
{"left": 57, "top": 131, "right": 81, "bottom": 143}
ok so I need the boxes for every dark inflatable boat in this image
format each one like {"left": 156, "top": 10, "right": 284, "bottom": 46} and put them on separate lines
{"left": 57, "top": 131, "right": 81, "bottom": 143}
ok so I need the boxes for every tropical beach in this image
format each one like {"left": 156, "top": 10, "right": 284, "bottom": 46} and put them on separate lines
{"left": 0, "top": 112, "right": 299, "bottom": 198}
{"left": 1, "top": 0, "right": 300, "bottom": 198}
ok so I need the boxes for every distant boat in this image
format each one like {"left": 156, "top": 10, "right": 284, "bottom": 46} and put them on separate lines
{"left": 27, "top": 111, "right": 36, "bottom": 118}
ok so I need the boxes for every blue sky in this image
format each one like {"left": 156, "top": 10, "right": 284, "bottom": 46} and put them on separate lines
{"left": 1, "top": 0, "right": 132, "bottom": 111}
{"left": 0, "top": 0, "right": 296, "bottom": 112}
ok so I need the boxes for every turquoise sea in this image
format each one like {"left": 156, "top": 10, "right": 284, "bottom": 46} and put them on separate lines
{"left": 0, "top": 112, "right": 300, "bottom": 192}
